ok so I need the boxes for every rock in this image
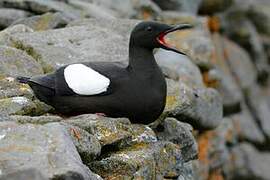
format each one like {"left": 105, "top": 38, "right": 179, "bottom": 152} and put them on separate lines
{"left": 10, "top": 115, "right": 62, "bottom": 124}
{"left": 154, "top": 117, "right": 198, "bottom": 162}
{"left": 12, "top": 12, "right": 71, "bottom": 31}
{"left": 65, "top": 114, "right": 157, "bottom": 149}
{"left": 164, "top": 19, "right": 214, "bottom": 70}
{"left": 211, "top": 33, "right": 243, "bottom": 115}
{"left": 0, "top": 76, "right": 33, "bottom": 99}
{"left": 0, "top": 121, "right": 102, "bottom": 180}
{"left": 155, "top": 49, "right": 204, "bottom": 88}
{"left": 199, "top": 0, "right": 234, "bottom": 14}
{"left": 63, "top": 124, "right": 101, "bottom": 164}
{"left": 230, "top": 104, "right": 265, "bottom": 145}
{"left": 224, "top": 38, "right": 257, "bottom": 90}
{"left": 0, "top": 169, "right": 47, "bottom": 180}
{"left": 0, "top": 0, "right": 82, "bottom": 19}
{"left": 91, "top": 0, "right": 161, "bottom": 20}
{"left": 153, "top": 0, "right": 202, "bottom": 14}
{"left": 67, "top": 0, "right": 119, "bottom": 19}
{"left": 5, "top": 19, "right": 133, "bottom": 72}
{"left": 0, "top": 8, "right": 30, "bottom": 29}
{"left": 224, "top": 143, "right": 270, "bottom": 180}
{"left": 246, "top": 85, "right": 270, "bottom": 139}
{"left": 165, "top": 79, "right": 222, "bottom": 130}
{"left": 0, "top": 96, "right": 52, "bottom": 115}
{"left": 0, "top": 46, "right": 43, "bottom": 76}
{"left": 222, "top": 15, "right": 269, "bottom": 84}
{"left": 248, "top": 2, "right": 270, "bottom": 36}
{"left": 66, "top": 114, "right": 132, "bottom": 147}
{"left": 157, "top": 11, "right": 200, "bottom": 25}
{"left": 90, "top": 141, "right": 183, "bottom": 179}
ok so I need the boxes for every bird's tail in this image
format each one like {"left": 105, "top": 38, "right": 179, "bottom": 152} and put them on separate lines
{"left": 16, "top": 76, "right": 30, "bottom": 84}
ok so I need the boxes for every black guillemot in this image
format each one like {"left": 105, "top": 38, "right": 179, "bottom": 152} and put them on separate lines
{"left": 17, "top": 21, "right": 192, "bottom": 124}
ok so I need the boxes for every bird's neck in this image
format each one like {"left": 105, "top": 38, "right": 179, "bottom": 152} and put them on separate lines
{"left": 128, "top": 42, "right": 158, "bottom": 71}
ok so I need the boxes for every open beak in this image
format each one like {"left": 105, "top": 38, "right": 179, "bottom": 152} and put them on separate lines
{"left": 157, "top": 24, "right": 193, "bottom": 55}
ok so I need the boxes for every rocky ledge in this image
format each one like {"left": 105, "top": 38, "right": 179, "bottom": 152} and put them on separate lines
{"left": 0, "top": 0, "right": 270, "bottom": 180}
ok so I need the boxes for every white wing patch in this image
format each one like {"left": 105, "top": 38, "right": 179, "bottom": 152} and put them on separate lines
{"left": 64, "top": 64, "right": 110, "bottom": 95}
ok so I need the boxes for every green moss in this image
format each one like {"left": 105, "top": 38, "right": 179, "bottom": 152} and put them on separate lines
{"left": 11, "top": 40, "right": 54, "bottom": 73}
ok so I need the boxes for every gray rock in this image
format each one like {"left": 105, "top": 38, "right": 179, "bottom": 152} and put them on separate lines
{"left": 10, "top": 115, "right": 62, "bottom": 124}
{"left": 225, "top": 143, "right": 270, "bottom": 180}
{"left": 0, "top": 8, "right": 30, "bottom": 29}
{"left": 12, "top": 12, "right": 71, "bottom": 31}
{"left": 0, "top": 96, "right": 52, "bottom": 115}
{"left": 166, "top": 79, "right": 222, "bottom": 130}
{"left": 0, "top": 0, "right": 82, "bottom": 19}
{"left": 91, "top": 0, "right": 161, "bottom": 19}
{"left": 211, "top": 34, "right": 243, "bottom": 115}
{"left": 164, "top": 22, "right": 214, "bottom": 69}
{"left": 66, "top": 114, "right": 132, "bottom": 147}
{"left": 154, "top": 117, "right": 198, "bottom": 162}
{"left": 246, "top": 85, "right": 270, "bottom": 139}
{"left": 0, "top": 76, "right": 33, "bottom": 99}
{"left": 155, "top": 49, "right": 204, "bottom": 88}
{"left": 63, "top": 124, "right": 101, "bottom": 164}
{"left": 248, "top": 2, "right": 270, "bottom": 36}
{"left": 90, "top": 141, "right": 183, "bottom": 179}
{"left": 222, "top": 14, "right": 269, "bottom": 83}
{"left": 199, "top": 0, "right": 234, "bottom": 14}
{"left": 153, "top": 0, "right": 202, "bottom": 14}
{"left": 0, "top": 46, "right": 43, "bottom": 76}
{"left": 6, "top": 20, "right": 132, "bottom": 72}
{"left": 0, "top": 168, "right": 47, "bottom": 180}
{"left": 224, "top": 38, "right": 257, "bottom": 91}
{"left": 230, "top": 104, "right": 265, "bottom": 145}
{"left": 67, "top": 0, "right": 119, "bottom": 19}
{"left": 0, "top": 121, "right": 102, "bottom": 180}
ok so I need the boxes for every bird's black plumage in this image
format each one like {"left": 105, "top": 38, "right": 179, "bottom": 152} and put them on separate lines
{"left": 17, "top": 21, "right": 192, "bottom": 124}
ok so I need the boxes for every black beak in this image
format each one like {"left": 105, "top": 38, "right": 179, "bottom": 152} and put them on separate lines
{"left": 157, "top": 24, "right": 193, "bottom": 55}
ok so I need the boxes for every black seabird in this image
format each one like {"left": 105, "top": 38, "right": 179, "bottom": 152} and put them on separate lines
{"left": 17, "top": 21, "right": 192, "bottom": 124}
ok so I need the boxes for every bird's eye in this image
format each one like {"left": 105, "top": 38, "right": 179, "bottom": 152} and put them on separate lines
{"left": 146, "top": 26, "right": 152, "bottom": 32}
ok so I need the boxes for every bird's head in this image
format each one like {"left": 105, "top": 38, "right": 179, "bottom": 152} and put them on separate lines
{"left": 130, "top": 21, "right": 192, "bottom": 55}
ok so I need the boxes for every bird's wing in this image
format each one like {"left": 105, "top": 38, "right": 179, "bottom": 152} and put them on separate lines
{"left": 55, "top": 63, "right": 111, "bottom": 96}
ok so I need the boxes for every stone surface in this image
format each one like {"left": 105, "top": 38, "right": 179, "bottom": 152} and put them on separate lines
{"left": 153, "top": 0, "right": 202, "bottom": 14}
{"left": 224, "top": 143, "right": 270, "bottom": 180}
{"left": 0, "top": 8, "right": 30, "bottom": 29}
{"left": 224, "top": 38, "right": 257, "bottom": 91}
{"left": 63, "top": 124, "right": 101, "bottom": 164}
{"left": 10, "top": 115, "right": 62, "bottom": 124}
{"left": 211, "top": 33, "right": 243, "bottom": 115}
{"left": 155, "top": 49, "right": 204, "bottom": 87}
{"left": 199, "top": 0, "right": 234, "bottom": 14}
{"left": 66, "top": 114, "right": 132, "bottom": 147}
{"left": 230, "top": 104, "right": 265, "bottom": 145}
{"left": 0, "top": 96, "right": 52, "bottom": 116}
{"left": 165, "top": 79, "right": 222, "bottom": 130}
{"left": 246, "top": 85, "right": 270, "bottom": 139}
{"left": 0, "top": 46, "right": 43, "bottom": 76}
{"left": 0, "top": 121, "right": 102, "bottom": 180}
{"left": 90, "top": 141, "right": 183, "bottom": 179}
{"left": 0, "top": 0, "right": 82, "bottom": 19}
{"left": 91, "top": 0, "right": 161, "bottom": 20}
{"left": 154, "top": 117, "right": 198, "bottom": 162}
{"left": 0, "top": 169, "right": 47, "bottom": 180}
{"left": 12, "top": 12, "right": 71, "bottom": 31}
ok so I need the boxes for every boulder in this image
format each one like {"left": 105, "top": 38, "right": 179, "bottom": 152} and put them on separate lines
{"left": 0, "top": 121, "right": 102, "bottom": 180}
{"left": 0, "top": 8, "right": 30, "bottom": 29}
{"left": 199, "top": 0, "right": 234, "bottom": 14}
{"left": 153, "top": 0, "right": 202, "bottom": 14}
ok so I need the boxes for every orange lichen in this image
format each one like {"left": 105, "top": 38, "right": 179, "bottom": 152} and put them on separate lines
{"left": 208, "top": 169, "right": 224, "bottom": 180}
{"left": 208, "top": 16, "right": 220, "bottom": 33}
{"left": 70, "top": 128, "right": 81, "bottom": 140}
{"left": 202, "top": 71, "right": 219, "bottom": 88}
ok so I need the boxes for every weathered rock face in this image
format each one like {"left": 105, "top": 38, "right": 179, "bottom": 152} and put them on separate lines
{"left": 0, "top": 0, "right": 270, "bottom": 179}
{"left": 0, "top": 121, "right": 102, "bottom": 180}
